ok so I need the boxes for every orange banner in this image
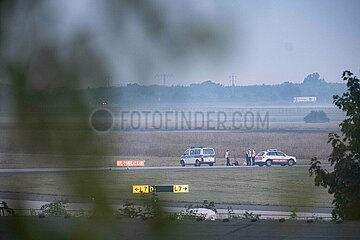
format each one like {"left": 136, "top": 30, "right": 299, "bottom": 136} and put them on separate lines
{"left": 116, "top": 160, "right": 145, "bottom": 167}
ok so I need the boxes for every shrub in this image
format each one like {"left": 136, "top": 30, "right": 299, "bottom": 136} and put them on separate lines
{"left": 40, "top": 200, "right": 68, "bottom": 217}
{"left": 304, "top": 111, "right": 330, "bottom": 123}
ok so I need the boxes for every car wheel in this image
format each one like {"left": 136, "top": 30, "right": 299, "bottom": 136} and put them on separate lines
{"left": 265, "top": 160, "right": 272, "bottom": 167}
{"left": 209, "top": 163, "right": 214, "bottom": 166}
{"left": 180, "top": 160, "right": 185, "bottom": 167}
{"left": 195, "top": 159, "right": 201, "bottom": 167}
{"left": 288, "top": 159, "right": 295, "bottom": 166}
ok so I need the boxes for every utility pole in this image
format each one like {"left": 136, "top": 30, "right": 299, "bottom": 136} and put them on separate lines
{"left": 229, "top": 73, "right": 237, "bottom": 86}
{"left": 229, "top": 73, "right": 237, "bottom": 96}
{"left": 104, "top": 75, "right": 112, "bottom": 88}
{"left": 154, "top": 73, "right": 174, "bottom": 102}
{"left": 101, "top": 75, "right": 112, "bottom": 105}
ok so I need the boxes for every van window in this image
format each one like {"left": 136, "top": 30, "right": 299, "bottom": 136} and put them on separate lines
{"left": 183, "top": 150, "right": 190, "bottom": 156}
{"left": 203, "top": 149, "right": 214, "bottom": 155}
{"left": 194, "top": 149, "right": 201, "bottom": 155}
{"left": 190, "top": 149, "right": 195, "bottom": 155}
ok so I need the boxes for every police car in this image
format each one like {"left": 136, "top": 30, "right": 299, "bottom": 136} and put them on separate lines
{"left": 180, "top": 147, "right": 216, "bottom": 167}
{"left": 255, "top": 149, "right": 296, "bottom": 167}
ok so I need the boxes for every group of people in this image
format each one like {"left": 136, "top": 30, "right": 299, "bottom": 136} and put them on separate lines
{"left": 224, "top": 149, "right": 256, "bottom": 166}
{"left": 245, "top": 149, "right": 256, "bottom": 166}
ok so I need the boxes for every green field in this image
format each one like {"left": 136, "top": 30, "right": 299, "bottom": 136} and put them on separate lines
{"left": 0, "top": 167, "right": 333, "bottom": 208}
{"left": 0, "top": 123, "right": 336, "bottom": 208}
{"left": 0, "top": 128, "right": 332, "bottom": 161}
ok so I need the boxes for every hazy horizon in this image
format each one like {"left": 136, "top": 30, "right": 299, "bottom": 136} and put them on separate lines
{"left": 1, "top": 0, "right": 359, "bottom": 88}
{"left": 59, "top": 0, "right": 360, "bottom": 87}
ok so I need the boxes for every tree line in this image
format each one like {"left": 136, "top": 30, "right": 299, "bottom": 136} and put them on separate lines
{"left": 82, "top": 72, "right": 346, "bottom": 106}
{"left": 0, "top": 73, "right": 346, "bottom": 111}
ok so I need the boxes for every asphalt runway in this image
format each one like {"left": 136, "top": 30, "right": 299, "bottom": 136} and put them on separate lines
{"left": 0, "top": 217, "right": 358, "bottom": 240}
{"left": 0, "top": 163, "right": 331, "bottom": 174}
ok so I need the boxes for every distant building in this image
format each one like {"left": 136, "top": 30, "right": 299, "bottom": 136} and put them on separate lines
{"left": 293, "top": 96, "right": 317, "bottom": 103}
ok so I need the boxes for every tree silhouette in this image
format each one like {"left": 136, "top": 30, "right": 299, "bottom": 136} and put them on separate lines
{"left": 309, "top": 71, "right": 360, "bottom": 220}
{"left": 304, "top": 111, "right": 330, "bottom": 123}
{"left": 303, "top": 72, "right": 326, "bottom": 85}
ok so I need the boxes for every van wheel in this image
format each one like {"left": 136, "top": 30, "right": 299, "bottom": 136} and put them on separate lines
{"left": 180, "top": 160, "right": 185, "bottom": 167}
{"left": 266, "top": 160, "right": 272, "bottom": 167}
{"left": 195, "top": 160, "right": 201, "bottom": 167}
{"left": 209, "top": 163, "right": 214, "bottom": 166}
{"left": 288, "top": 159, "right": 295, "bottom": 166}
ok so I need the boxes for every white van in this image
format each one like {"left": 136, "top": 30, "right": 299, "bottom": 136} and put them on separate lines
{"left": 180, "top": 147, "right": 216, "bottom": 167}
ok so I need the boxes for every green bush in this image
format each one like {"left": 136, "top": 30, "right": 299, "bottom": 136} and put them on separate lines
{"left": 40, "top": 200, "right": 68, "bottom": 217}
{"left": 304, "top": 110, "right": 330, "bottom": 123}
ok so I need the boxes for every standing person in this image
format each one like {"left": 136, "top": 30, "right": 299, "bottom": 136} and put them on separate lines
{"left": 245, "top": 149, "right": 251, "bottom": 166}
{"left": 225, "top": 150, "right": 230, "bottom": 166}
{"left": 251, "top": 149, "right": 256, "bottom": 166}
{"left": 244, "top": 150, "right": 248, "bottom": 165}
{"left": 244, "top": 149, "right": 247, "bottom": 166}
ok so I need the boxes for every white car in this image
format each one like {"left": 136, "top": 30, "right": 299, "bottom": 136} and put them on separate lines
{"left": 186, "top": 208, "right": 216, "bottom": 221}
{"left": 255, "top": 149, "right": 296, "bottom": 167}
{"left": 180, "top": 147, "right": 216, "bottom": 167}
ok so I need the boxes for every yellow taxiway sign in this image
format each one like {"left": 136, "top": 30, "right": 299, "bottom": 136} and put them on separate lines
{"left": 132, "top": 185, "right": 189, "bottom": 193}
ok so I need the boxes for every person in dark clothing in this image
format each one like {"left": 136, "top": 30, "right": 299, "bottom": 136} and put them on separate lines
{"left": 245, "top": 149, "right": 251, "bottom": 166}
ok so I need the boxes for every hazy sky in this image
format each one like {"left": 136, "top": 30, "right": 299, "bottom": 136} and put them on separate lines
{"left": 225, "top": 0, "right": 360, "bottom": 85}
{"left": 30, "top": 0, "right": 360, "bottom": 86}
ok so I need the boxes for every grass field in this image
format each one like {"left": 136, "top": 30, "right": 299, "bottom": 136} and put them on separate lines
{"left": 0, "top": 167, "right": 333, "bottom": 208}
{"left": 0, "top": 119, "right": 337, "bottom": 209}
{"left": 0, "top": 129, "right": 333, "bottom": 161}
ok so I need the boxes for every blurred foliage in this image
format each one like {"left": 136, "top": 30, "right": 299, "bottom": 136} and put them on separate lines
{"left": 40, "top": 200, "right": 68, "bottom": 217}
{"left": 117, "top": 201, "right": 144, "bottom": 218}
{"left": 0, "top": 0, "right": 227, "bottom": 239}
{"left": 242, "top": 210, "right": 260, "bottom": 220}
{"left": 309, "top": 71, "right": 360, "bottom": 220}
{"left": 226, "top": 207, "right": 239, "bottom": 220}
{"left": 118, "top": 193, "right": 178, "bottom": 229}
{"left": 199, "top": 199, "right": 217, "bottom": 213}
{"left": 290, "top": 209, "right": 297, "bottom": 219}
